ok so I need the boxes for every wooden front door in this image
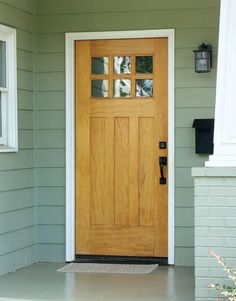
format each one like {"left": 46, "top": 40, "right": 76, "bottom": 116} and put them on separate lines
{"left": 75, "top": 38, "right": 168, "bottom": 258}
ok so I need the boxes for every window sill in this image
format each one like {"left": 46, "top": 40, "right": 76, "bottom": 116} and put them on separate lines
{"left": 0, "top": 146, "right": 18, "bottom": 153}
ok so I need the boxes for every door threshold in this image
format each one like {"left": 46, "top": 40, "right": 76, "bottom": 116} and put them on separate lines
{"left": 74, "top": 255, "right": 168, "bottom": 265}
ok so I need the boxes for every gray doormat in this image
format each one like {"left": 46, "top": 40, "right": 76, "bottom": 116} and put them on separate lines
{"left": 57, "top": 263, "right": 158, "bottom": 274}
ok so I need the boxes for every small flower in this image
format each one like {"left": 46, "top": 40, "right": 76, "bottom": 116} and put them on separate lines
{"left": 209, "top": 249, "right": 236, "bottom": 301}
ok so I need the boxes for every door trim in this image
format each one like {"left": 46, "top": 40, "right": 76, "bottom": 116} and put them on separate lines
{"left": 65, "top": 29, "right": 175, "bottom": 264}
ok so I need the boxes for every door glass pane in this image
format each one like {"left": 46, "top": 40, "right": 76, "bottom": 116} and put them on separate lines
{"left": 0, "top": 41, "right": 6, "bottom": 88}
{"left": 91, "top": 57, "right": 109, "bottom": 74}
{"left": 136, "top": 56, "right": 153, "bottom": 74}
{"left": 136, "top": 79, "right": 153, "bottom": 97}
{"left": 114, "top": 79, "right": 131, "bottom": 98}
{"left": 91, "top": 80, "right": 109, "bottom": 98}
{"left": 114, "top": 56, "right": 131, "bottom": 74}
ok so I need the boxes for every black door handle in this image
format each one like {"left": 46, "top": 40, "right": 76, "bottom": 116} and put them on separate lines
{"left": 159, "top": 157, "right": 167, "bottom": 185}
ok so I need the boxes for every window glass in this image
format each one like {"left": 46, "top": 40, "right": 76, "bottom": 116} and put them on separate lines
{"left": 0, "top": 41, "right": 6, "bottom": 88}
{"left": 91, "top": 57, "right": 109, "bottom": 74}
{"left": 91, "top": 80, "right": 109, "bottom": 98}
{"left": 136, "top": 79, "right": 153, "bottom": 97}
{"left": 114, "top": 79, "right": 131, "bottom": 98}
{"left": 136, "top": 56, "right": 153, "bottom": 74}
{"left": 114, "top": 56, "right": 131, "bottom": 74}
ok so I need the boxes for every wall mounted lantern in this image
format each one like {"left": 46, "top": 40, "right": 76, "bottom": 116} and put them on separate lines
{"left": 193, "top": 43, "right": 212, "bottom": 73}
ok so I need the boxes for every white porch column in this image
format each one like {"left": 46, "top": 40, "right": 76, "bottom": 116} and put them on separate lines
{"left": 206, "top": 0, "right": 236, "bottom": 167}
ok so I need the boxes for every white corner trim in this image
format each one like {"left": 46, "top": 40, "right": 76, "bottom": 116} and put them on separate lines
{"left": 206, "top": 0, "right": 236, "bottom": 167}
{"left": 65, "top": 29, "right": 175, "bottom": 264}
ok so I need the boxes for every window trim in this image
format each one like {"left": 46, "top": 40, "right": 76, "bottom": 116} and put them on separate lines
{"left": 0, "top": 24, "right": 18, "bottom": 152}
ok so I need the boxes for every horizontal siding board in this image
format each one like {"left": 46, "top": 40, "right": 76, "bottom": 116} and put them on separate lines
{"left": 37, "top": 33, "right": 64, "bottom": 53}
{"left": 17, "top": 49, "right": 34, "bottom": 72}
{"left": 175, "top": 247, "right": 194, "bottom": 266}
{"left": 37, "top": 0, "right": 220, "bottom": 14}
{"left": 0, "top": 169, "right": 34, "bottom": 192}
{"left": 0, "top": 188, "right": 34, "bottom": 213}
{"left": 37, "top": 72, "right": 65, "bottom": 91}
{"left": 175, "top": 167, "right": 194, "bottom": 188}
{"left": 38, "top": 225, "right": 65, "bottom": 244}
{"left": 175, "top": 148, "right": 207, "bottom": 168}
{"left": 19, "top": 130, "right": 34, "bottom": 149}
{"left": 37, "top": 91, "right": 65, "bottom": 110}
{"left": 175, "top": 88, "right": 216, "bottom": 108}
{"left": 37, "top": 187, "right": 65, "bottom": 206}
{"left": 175, "top": 227, "right": 194, "bottom": 247}
{"left": 17, "top": 30, "right": 34, "bottom": 52}
{"left": 37, "top": 168, "right": 65, "bottom": 186}
{"left": 175, "top": 188, "right": 194, "bottom": 208}
{"left": 176, "top": 68, "right": 217, "bottom": 88}
{"left": 0, "top": 245, "right": 37, "bottom": 277}
{"left": 0, "top": 2, "right": 34, "bottom": 32}
{"left": 176, "top": 28, "right": 219, "bottom": 48}
{"left": 175, "top": 128, "right": 195, "bottom": 148}
{"left": 37, "top": 149, "right": 65, "bottom": 168}
{"left": 37, "top": 111, "right": 65, "bottom": 129}
{"left": 0, "top": 150, "right": 34, "bottom": 171}
{"left": 18, "top": 90, "right": 34, "bottom": 110}
{"left": 38, "top": 244, "right": 65, "bottom": 262}
{"left": 0, "top": 227, "right": 36, "bottom": 256}
{"left": 175, "top": 208, "right": 194, "bottom": 227}
{"left": 18, "top": 110, "right": 34, "bottom": 130}
{"left": 37, "top": 53, "right": 65, "bottom": 72}
{"left": 37, "top": 130, "right": 65, "bottom": 148}
{"left": 0, "top": 0, "right": 35, "bottom": 13}
{"left": 17, "top": 70, "right": 34, "bottom": 91}
{"left": 37, "top": 8, "right": 219, "bottom": 33}
{"left": 37, "top": 206, "right": 65, "bottom": 225}
{"left": 175, "top": 108, "right": 215, "bottom": 128}
{"left": 0, "top": 207, "right": 35, "bottom": 234}
{"left": 48, "top": 8, "right": 219, "bottom": 32}
{"left": 176, "top": 48, "right": 217, "bottom": 69}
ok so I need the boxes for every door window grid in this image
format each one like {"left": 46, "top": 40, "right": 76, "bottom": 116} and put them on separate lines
{"left": 90, "top": 54, "right": 154, "bottom": 99}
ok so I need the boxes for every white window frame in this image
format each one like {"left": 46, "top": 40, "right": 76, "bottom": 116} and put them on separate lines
{"left": 0, "top": 24, "right": 18, "bottom": 152}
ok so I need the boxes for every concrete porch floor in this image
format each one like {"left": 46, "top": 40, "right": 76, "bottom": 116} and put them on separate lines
{"left": 0, "top": 264, "right": 194, "bottom": 301}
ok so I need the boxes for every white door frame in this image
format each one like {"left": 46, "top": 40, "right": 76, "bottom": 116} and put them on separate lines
{"left": 65, "top": 29, "right": 175, "bottom": 264}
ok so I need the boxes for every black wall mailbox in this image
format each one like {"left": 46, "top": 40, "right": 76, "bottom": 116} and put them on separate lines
{"left": 192, "top": 119, "right": 214, "bottom": 154}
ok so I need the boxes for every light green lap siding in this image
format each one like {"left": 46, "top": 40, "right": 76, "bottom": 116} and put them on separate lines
{"left": 0, "top": 0, "right": 36, "bottom": 276}
{"left": 37, "top": 0, "right": 219, "bottom": 14}
{"left": 36, "top": 0, "right": 220, "bottom": 266}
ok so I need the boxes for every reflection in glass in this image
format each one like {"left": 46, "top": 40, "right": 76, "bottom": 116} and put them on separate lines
{"left": 0, "top": 41, "right": 6, "bottom": 88}
{"left": 136, "top": 79, "right": 153, "bottom": 97}
{"left": 91, "top": 57, "right": 109, "bottom": 74}
{"left": 114, "top": 56, "right": 131, "bottom": 74}
{"left": 136, "top": 56, "right": 153, "bottom": 74}
{"left": 114, "top": 79, "right": 131, "bottom": 98}
{"left": 91, "top": 80, "right": 109, "bottom": 98}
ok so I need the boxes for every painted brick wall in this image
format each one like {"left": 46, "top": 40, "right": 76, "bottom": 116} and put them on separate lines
{"left": 193, "top": 167, "right": 236, "bottom": 301}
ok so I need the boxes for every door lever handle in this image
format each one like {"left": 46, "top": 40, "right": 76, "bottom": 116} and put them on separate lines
{"left": 159, "top": 157, "right": 167, "bottom": 185}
